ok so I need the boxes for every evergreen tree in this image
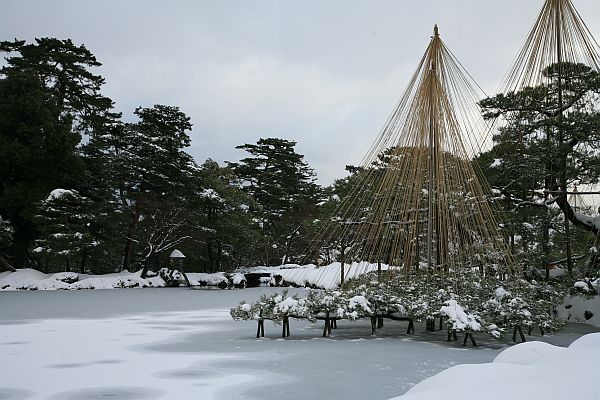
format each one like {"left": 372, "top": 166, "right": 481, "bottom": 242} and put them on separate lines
{"left": 0, "top": 38, "right": 119, "bottom": 136}
{"left": 228, "top": 138, "right": 321, "bottom": 266}
{"left": 0, "top": 70, "right": 83, "bottom": 266}
{"left": 0, "top": 215, "right": 15, "bottom": 271}
{"left": 479, "top": 62, "right": 600, "bottom": 274}
{"left": 0, "top": 38, "right": 119, "bottom": 267}
{"left": 96, "top": 105, "right": 196, "bottom": 274}
{"left": 185, "top": 159, "right": 260, "bottom": 271}
{"left": 33, "top": 189, "right": 95, "bottom": 272}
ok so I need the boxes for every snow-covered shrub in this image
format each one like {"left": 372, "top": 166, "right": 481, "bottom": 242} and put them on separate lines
{"left": 230, "top": 302, "right": 260, "bottom": 321}
{"left": 395, "top": 279, "right": 431, "bottom": 321}
{"left": 353, "top": 282, "right": 406, "bottom": 317}
{"left": 524, "top": 280, "right": 566, "bottom": 332}
{"left": 230, "top": 273, "right": 247, "bottom": 288}
{"left": 305, "top": 289, "right": 348, "bottom": 319}
{"left": 346, "top": 295, "right": 372, "bottom": 320}
{"left": 229, "top": 290, "right": 310, "bottom": 324}
{"left": 51, "top": 272, "right": 79, "bottom": 284}
{"left": 483, "top": 284, "right": 534, "bottom": 332}
{"left": 272, "top": 294, "right": 309, "bottom": 321}
{"left": 572, "top": 278, "right": 600, "bottom": 296}
{"left": 159, "top": 267, "right": 185, "bottom": 287}
{"left": 440, "top": 300, "right": 482, "bottom": 333}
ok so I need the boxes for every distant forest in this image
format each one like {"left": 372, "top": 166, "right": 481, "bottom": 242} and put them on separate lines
{"left": 1, "top": 38, "right": 600, "bottom": 279}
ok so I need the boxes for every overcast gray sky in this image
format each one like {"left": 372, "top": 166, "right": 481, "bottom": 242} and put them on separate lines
{"left": 2, "top": 0, "right": 600, "bottom": 184}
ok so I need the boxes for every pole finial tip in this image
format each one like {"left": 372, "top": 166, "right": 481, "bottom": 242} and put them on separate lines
{"left": 434, "top": 24, "right": 439, "bottom": 37}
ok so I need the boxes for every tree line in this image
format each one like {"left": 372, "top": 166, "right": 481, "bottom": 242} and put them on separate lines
{"left": 2, "top": 38, "right": 600, "bottom": 280}
{"left": 0, "top": 38, "right": 326, "bottom": 274}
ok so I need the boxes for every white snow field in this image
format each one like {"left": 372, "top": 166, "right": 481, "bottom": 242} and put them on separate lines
{"left": 0, "top": 288, "right": 598, "bottom": 400}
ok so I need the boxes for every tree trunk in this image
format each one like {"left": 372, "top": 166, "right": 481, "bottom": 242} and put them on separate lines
{"left": 0, "top": 254, "right": 16, "bottom": 272}
{"left": 122, "top": 217, "right": 138, "bottom": 272}
{"left": 140, "top": 252, "right": 153, "bottom": 278}
{"left": 79, "top": 253, "right": 87, "bottom": 274}
{"left": 207, "top": 240, "right": 214, "bottom": 272}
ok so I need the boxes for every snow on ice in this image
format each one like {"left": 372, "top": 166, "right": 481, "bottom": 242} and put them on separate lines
{"left": 0, "top": 288, "right": 598, "bottom": 400}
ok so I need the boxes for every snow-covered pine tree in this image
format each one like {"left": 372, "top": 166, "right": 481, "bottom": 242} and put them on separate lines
{"left": 33, "top": 189, "right": 95, "bottom": 272}
{"left": 0, "top": 216, "right": 15, "bottom": 271}
{"left": 228, "top": 138, "right": 321, "bottom": 266}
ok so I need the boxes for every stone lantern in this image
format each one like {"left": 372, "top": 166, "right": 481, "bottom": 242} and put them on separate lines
{"left": 167, "top": 249, "right": 190, "bottom": 287}
{"left": 169, "top": 249, "right": 186, "bottom": 268}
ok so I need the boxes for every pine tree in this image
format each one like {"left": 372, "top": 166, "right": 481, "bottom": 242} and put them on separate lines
{"left": 479, "top": 62, "right": 600, "bottom": 274}
{"left": 185, "top": 159, "right": 260, "bottom": 271}
{"left": 33, "top": 189, "right": 95, "bottom": 272}
{"left": 228, "top": 138, "right": 321, "bottom": 266}
{"left": 0, "top": 215, "right": 15, "bottom": 272}
{"left": 96, "top": 105, "right": 197, "bottom": 274}
{"left": 0, "top": 38, "right": 119, "bottom": 267}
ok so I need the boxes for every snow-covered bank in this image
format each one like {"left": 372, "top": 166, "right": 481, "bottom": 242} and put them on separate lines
{"left": 559, "top": 294, "right": 600, "bottom": 327}
{"left": 388, "top": 332, "right": 600, "bottom": 400}
{"left": 0, "top": 268, "right": 163, "bottom": 290}
{"left": 0, "top": 268, "right": 240, "bottom": 290}
{"left": 243, "top": 261, "right": 392, "bottom": 289}
{"left": 0, "top": 262, "right": 385, "bottom": 291}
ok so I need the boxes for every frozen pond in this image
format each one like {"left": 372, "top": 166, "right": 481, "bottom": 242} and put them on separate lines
{"left": 1, "top": 288, "right": 597, "bottom": 400}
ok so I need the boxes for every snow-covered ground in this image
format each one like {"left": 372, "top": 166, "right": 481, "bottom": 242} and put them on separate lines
{"left": 1, "top": 288, "right": 598, "bottom": 400}
{"left": 0, "top": 268, "right": 236, "bottom": 290}
{"left": 392, "top": 333, "right": 600, "bottom": 400}
{"left": 244, "top": 262, "right": 392, "bottom": 289}
{"left": 0, "top": 262, "right": 385, "bottom": 290}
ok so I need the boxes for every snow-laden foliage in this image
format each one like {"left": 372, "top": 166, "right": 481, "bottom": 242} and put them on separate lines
{"left": 352, "top": 282, "right": 406, "bottom": 317}
{"left": 33, "top": 189, "right": 96, "bottom": 271}
{"left": 230, "top": 290, "right": 311, "bottom": 324}
{"left": 304, "top": 289, "right": 349, "bottom": 318}
{"left": 231, "top": 270, "right": 567, "bottom": 340}
{"left": 573, "top": 277, "right": 600, "bottom": 296}
{"left": 0, "top": 215, "right": 14, "bottom": 247}
{"left": 440, "top": 300, "right": 482, "bottom": 332}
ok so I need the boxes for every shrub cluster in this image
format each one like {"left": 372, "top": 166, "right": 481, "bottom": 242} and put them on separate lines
{"left": 231, "top": 271, "right": 566, "bottom": 338}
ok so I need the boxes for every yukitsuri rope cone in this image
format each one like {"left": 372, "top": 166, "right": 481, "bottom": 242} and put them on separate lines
{"left": 482, "top": 0, "right": 600, "bottom": 273}
{"left": 294, "top": 25, "right": 519, "bottom": 291}
{"left": 232, "top": 24, "right": 572, "bottom": 344}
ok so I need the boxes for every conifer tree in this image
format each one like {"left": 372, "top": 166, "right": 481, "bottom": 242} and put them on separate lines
{"left": 228, "top": 138, "right": 321, "bottom": 266}
{"left": 479, "top": 62, "right": 600, "bottom": 274}
{"left": 33, "top": 189, "right": 95, "bottom": 272}
{"left": 0, "top": 38, "right": 119, "bottom": 267}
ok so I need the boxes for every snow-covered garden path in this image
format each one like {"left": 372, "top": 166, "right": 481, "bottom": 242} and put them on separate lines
{"left": 1, "top": 288, "right": 597, "bottom": 400}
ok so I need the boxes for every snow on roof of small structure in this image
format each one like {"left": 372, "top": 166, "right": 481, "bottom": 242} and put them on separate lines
{"left": 169, "top": 249, "right": 186, "bottom": 258}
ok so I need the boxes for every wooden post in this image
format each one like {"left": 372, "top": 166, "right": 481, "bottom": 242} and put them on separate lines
{"left": 323, "top": 312, "right": 331, "bottom": 337}
{"left": 462, "top": 332, "right": 477, "bottom": 346}
{"left": 447, "top": 329, "right": 457, "bottom": 341}
{"left": 257, "top": 310, "right": 265, "bottom": 338}
{"left": 256, "top": 319, "right": 264, "bottom": 338}
{"left": 426, "top": 318, "right": 435, "bottom": 331}
{"left": 407, "top": 320, "right": 415, "bottom": 334}
{"left": 282, "top": 316, "right": 290, "bottom": 338}
{"left": 512, "top": 325, "right": 526, "bottom": 342}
